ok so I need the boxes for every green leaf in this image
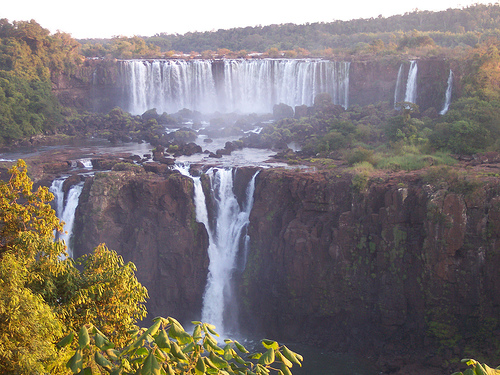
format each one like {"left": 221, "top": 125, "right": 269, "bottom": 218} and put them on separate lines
{"left": 234, "top": 341, "right": 249, "bottom": 353}
{"left": 106, "top": 349, "right": 120, "bottom": 361}
{"left": 248, "top": 353, "right": 262, "bottom": 360}
{"left": 78, "top": 326, "right": 90, "bottom": 349}
{"left": 147, "top": 319, "right": 162, "bottom": 338}
{"left": 169, "top": 322, "right": 192, "bottom": 345}
{"left": 168, "top": 317, "right": 185, "bottom": 330}
{"left": 276, "top": 351, "right": 293, "bottom": 368}
{"left": 91, "top": 326, "right": 109, "bottom": 340}
{"left": 95, "top": 352, "right": 113, "bottom": 370}
{"left": 136, "top": 347, "right": 150, "bottom": 357}
{"left": 193, "top": 325, "right": 203, "bottom": 341}
{"left": 258, "top": 348, "right": 275, "bottom": 366}
{"left": 224, "top": 344, "right": 233, "bottom": 360}
{"left": 281, "top": 346, "right": 302, "bottom": 367}
{"left": 166, "top": 364, "right": 175, "bottom": 375}
{"left": 155, "top": 330, "right": 171, "bottom": 350}
{"left": 182, "top": 342, "right": 195, "bottom": 354}
{"left": 206, "top": 324, "right": 219, "bottom": 336}
{"left": 57, "top": 332, "right": 74, "bottom": 348}
{"left": 204, "top": 357, "right": 217, "bottom": 369}
{"left": 256, "top": 363, "right": 271, "bottom": 374}
{"left": 195, "top": 356, "right": 207, "bottom": 375}
{"left": 171, "top": 342, "right": 188, "bottom": 361}
{"left": 67, "top": 350, "right": 83, "bottom": 373}
{"left": 95, "top": 333, "right": 110, "bottom": 350}
{"left": 142, "top": 350, "right": 162, "bottom": 375}
{"left": 281, "top": 363, "right": 292, "bottom": 375}
{"left": 261, "top": 339, "right": 279, "bottom": 350}
{"left": 208, "top": 352, "right": 229, "bottom": 369}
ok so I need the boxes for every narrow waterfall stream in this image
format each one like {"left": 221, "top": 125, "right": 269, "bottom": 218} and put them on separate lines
{"left": 404, "top": 60, "right": 418, "bottom": 104}
{"left": 393, "top": 63, "right": 404, "bottom": 108}
{"left": 176, "top": 165, "right": 258, "bottom": 336}
{"left": 440, "top": 69, "right": 454, "bottom": 115}
{"left": 49, "top": 177, "right": 85, "bottom": 257}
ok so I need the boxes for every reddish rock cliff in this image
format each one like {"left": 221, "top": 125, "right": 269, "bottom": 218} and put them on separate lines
{"left": 72, "top": 169, "right": 209, "bottom": 322}
{"left": 70, "top": 164, "right": 500, "bottom": 373}
{"left": 239, "top": 168, "right": 500, "bottom": 371}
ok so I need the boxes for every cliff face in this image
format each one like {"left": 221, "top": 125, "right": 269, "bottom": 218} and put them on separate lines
{"left": 349, "top": 58, "right": 455, "bottom": 112}
{"left": 71, "top": 165, "right": 500, "bottom": 369}
{"left": 52, "top": 59, "right": 122, "bottom": 112}
{"left": 239, "top": 168, "right": 500, "bottom": 359}
{"left": 59, "top": 58, "right": 457, "bottom": 114}
{"left": 73, "top": 169, "right": 209, "bottom": 322}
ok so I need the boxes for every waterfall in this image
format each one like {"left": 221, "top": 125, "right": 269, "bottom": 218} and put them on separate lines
{"left": 404, "top": 60, "right": 418, "bottom": 104}
{"left": 119, "top": 59, "right": 350, "bottom": 114}
{"left": 440, "top": 70, "right": 453, "bottom": 115}
{"left": 49, "top": 177, "right": 85, "bottom": 258}
{"left": 394, "top": 63, "right": 404, "bottom": 108}
{"left": 176, "top": 165, "right": 258, "bottom": 335}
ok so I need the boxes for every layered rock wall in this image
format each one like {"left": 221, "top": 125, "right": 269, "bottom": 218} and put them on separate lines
{"left": 71, "top": 165, "right": 500, "bottom": 367}
{"left": 239, "top": 169, "right": 500, "bottom": 360}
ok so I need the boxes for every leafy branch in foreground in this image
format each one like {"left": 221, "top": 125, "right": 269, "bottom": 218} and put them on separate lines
{"left": 452, "top": 358, "right": 500, "bottom": 375}
{"left": 59, "top": 317, "right": 303, "bottom": 375}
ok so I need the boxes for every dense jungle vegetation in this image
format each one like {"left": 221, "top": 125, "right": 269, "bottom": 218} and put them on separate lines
{"left": 79, "top": 3, "right": 500, "bottom": 57}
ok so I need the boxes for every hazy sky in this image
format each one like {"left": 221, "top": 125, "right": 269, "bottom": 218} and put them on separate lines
{"left": 2, "top": 0, "right": 496, "bottom": 39}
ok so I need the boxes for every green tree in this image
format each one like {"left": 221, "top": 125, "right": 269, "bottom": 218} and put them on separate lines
{"left": 0, "top": 160, "right": 148, "bottom": 373}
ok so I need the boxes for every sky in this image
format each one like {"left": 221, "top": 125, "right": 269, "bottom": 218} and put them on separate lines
{"left": 2, "top": 0, "right": 497, "bottom": 39}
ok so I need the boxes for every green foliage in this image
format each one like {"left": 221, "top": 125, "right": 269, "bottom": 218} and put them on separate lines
{"left": 452, "top": 358, "right": 500, "bottom": 375}
{"left": 346, "top": 147, "right": 377, "bottom": 166}
{"left": 102, "top": 4, "right": 500, "bottom": 54}
{"left": 0, "top": 19, "right": 80, "bottom": 144}
{"left": 59, "top": 318, "right": 302, "bottom": 375}
{"left": 351, "top": 162, "right": 373, "bottom": 192}
{"left": 376, "top": 152, "right": 455, "bottom": 172}
{"left": 0, "top": 160, "right": 148, "bottom": 373}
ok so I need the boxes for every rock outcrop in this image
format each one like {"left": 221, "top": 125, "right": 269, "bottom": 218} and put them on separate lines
{"left": 72, "top": 168, "right": 209, "bottom": 322}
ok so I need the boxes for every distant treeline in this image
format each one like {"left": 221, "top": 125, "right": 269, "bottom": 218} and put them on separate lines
{"left": 79, "top": 4, "right": 500, "bottom": 56}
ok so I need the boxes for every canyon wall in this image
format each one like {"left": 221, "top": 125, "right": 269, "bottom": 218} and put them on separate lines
{"left": 240, "top": 168, "right": 500, "bottom": 362}
{"left": 72, "top": 164, "right": 500, "bottom": 369}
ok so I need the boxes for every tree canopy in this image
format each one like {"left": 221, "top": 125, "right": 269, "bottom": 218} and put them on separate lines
{"left": 0, "top": 160, "right": 148, "bottom": 374}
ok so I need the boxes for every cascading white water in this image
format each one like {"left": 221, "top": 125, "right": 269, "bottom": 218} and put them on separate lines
{"left": 440, "top": 69, "right": 454, "bottom": 115}
{"left": 404, "top": 60, "right": 418, "bottom": 104}
{"left": 120, "top": 59, "right": 350, "bottom": 114}
{"left": 50, "top": 178, "right": 65, "bottom": 218}
{"left": 121, "top": 60, "right": 217, "bottom": 114}
{"left": 176, "top": 164, "right": 258, "bottom": 335}
{"left": 49, "top": 178, "right": 85, "bottom": 258}
{"left": 393, "top": 63, "right": 404, "bottom": 108}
